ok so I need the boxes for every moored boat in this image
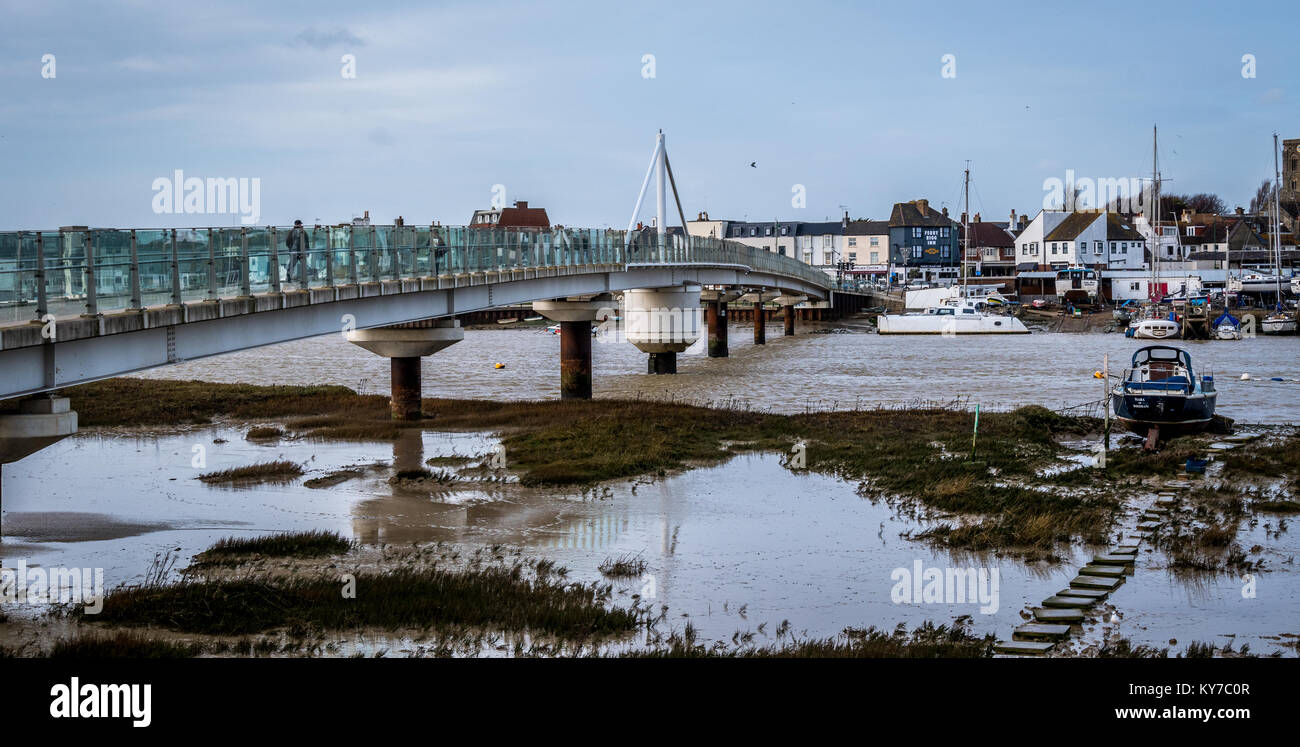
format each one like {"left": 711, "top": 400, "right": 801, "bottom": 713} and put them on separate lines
{"left": 1261, "top": 310, "right": 1297, "bottom": 335}
{"left": 1212, "top": 311, "right": 1242, "bottom": 340}
{"left": 1127, "top": 318, "right": 1180, "bottom": 339}
{"left": 877, "top": 297, "right": 1029, "bottom": 334}
{"left": 1112, "top": 345, "right": 1217, "bottom": 449}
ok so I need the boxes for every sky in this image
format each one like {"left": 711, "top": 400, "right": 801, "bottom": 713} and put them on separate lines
{"left": 0, "top": 0, "right": 1296, "bottom": 230}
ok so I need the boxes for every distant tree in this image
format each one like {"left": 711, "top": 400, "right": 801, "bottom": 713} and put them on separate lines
{"left": 1184, "top": 193, "right": 1226, "bottom": 215}
{"left": 1249, "top": 179, "right": 1275, "bottom": 213}
{"left": 1158, "top": 194, "right": 1189, "bottom": 219}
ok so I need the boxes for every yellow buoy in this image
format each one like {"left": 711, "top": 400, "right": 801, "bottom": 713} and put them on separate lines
{"left": 494, "top": 363, "right": 505, "bottom": 369}
{"left": 1093, "top": 371, "right": 1103, "bottom": 379}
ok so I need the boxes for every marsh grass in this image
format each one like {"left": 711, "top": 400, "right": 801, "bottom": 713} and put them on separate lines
{"left": 46, "top": 632, "right": 202, "bottom": 658}
{"left": 598, "top": 553, "right": 647, "bottom": 578}
{"left": 53, "top": 379, "right": 1203, "bottom": 555}
{"left": 197, "top": 460, "right": 303, "bottom": 484}
{"left": 88, "top": 564, "right": 641, "bottom": 638}
{"left": 193, "top": 530, "right": 353, "bottom": 565}
{"left": 622, "top": 622, "right": 994, "bottom": 658}
{"left": 245, "top": 426, "right": 284, "bottom": 440}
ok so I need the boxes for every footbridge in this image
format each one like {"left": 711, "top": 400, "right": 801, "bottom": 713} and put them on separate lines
{"left": 0, "top": 223, "right": 869, "bottom": 410}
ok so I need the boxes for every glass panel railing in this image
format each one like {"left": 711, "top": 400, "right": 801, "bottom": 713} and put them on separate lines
{"left": 0, "top": 223, "right": 833, "bottom": 329}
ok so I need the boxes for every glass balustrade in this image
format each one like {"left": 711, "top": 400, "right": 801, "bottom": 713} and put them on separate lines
{"left": 0, "top": 224, "right": 833, "bottom": 321}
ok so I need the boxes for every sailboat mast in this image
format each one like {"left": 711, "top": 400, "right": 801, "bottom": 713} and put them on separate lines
{"left": 962, "top": 161, "right": 970, "bottom": 295}
{"left": 1151, "top": 125, "right": 1161, "bottom": 300}
{"left": 1274, "top": 132, "right": 1283, "bottom": 302}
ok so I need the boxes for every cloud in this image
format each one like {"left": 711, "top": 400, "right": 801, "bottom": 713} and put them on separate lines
{"left": 294, "top": 28, "right": 364, "bottom": 49}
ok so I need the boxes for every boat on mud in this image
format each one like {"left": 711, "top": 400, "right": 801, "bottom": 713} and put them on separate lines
{"left": 1112, "top": 345, "right": 1217, "bottom": 449}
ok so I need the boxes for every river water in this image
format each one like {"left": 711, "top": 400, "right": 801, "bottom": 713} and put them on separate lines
{"left": 3, "top": 325, "right": 1299, "bottom": 655}
{"left": 130, "top": 323, "right": 1300, "bottom": 422}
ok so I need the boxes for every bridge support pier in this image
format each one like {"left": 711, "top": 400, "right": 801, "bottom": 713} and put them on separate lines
{"left": 533, "top": 297, "right": 615, "bottom": 400}
{"left": 559, "top": 321, "right": 593, "bottom": 398}
{"left": 1, "top": 396, "right": 79, "bottom": 533}
{"left": 706, "top": 301, "right": 729, "bottom": 358}
{"left": 346, "top": 319, "right": 465, "bottom": 420}
{"left": 753, "top": 303, "right": 766, "bottom": 345}
{"left": 783, "top": 305, "right": 796, "bottom": 336}
{"left": 647, "top": 351, "right": 677, "bottom": 375}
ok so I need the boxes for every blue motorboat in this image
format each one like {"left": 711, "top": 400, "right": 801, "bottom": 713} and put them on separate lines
{"left": 1112, "top": 345, "right": 1217, "bottom": 446}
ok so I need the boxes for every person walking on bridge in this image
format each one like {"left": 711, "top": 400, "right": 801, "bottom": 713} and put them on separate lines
{"left": 285, "top": 219, "right": 309, "bottom": 287}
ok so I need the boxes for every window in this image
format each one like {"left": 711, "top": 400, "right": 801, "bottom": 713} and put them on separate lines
{"left": 824, "top": 252, "right": 833, "bottom": 264}
{"left": 870, "top": 251, "right": 879, "bottom": 263}
{"left": 848, "top": 237, "right": 857, "bottom": 247}
{"left": 941, "top": 246, "right": 950, "bottom": 259}
{"left": 1051, "top": 244, "right": 1058, "bottom": 255}
{"left": 778, "top": 246, "right": 786, "bottom": 255}
{"left": 764, "top": 228, "right": 772, "bottom": 236}
{"left": 912, "top": 227, "right": 922, "bottom": 238}
{"left": 802, "top": 236, "right": 811, "bottom": 249}
{"left": 1130, "top": 282, "right": 1140, "bottom": 291}
{"left": 780, "top": 227, "right": 788, "bottom": 236}
{"left": 823, "top": 235, "right": 832, "bottom": 248}
{"left": 749, "top": 228, "right": 756, "bottom": 237}
{"left": 1079, "top": 242, "right": 1086, "bottom": 253}
{"left": 941, "top": 227, "right": 950, "bottom": 237}
{"left": 1095, "top": 240, "right": 1103, "bottom": 253}
{"left": 1110, "top": 242, "right": 1116, "bottom": 252}
{"left": 911, "top": 247, "right": 922, "bottom": 258}
{"left": 870, "top": 237, "right": 879, "bottom": 247}
{"left": 848, "top": 252, "right": 857, "bottom": 262}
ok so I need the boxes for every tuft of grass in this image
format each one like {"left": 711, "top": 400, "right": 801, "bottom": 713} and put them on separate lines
{"left": 245, "top": 426, "right": 284, "bottom": 440}
{"left": 197, "top": 460, "right": 303, "bottom": 484}
{"left": 621, "top": 622, "right": 994, "bottom": 658}
{"left": 303, "top": 469, "right": 365, "bottom": 489}
{"left": 598, "top": 553, "right": 647, "bottom": 579}
{"left": 193, "top": 530, "right": 353, "bottom": 565}
{"left": 90, "top": 564, "right": 641, "bottom": 638}
{"left": 1255, "top": 499, "right": 1300, "bottom": 513}
{"left": 46, "top": 632, "right": 202, "bottom": 659}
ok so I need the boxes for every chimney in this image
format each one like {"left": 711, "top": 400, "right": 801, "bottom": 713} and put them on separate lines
{"left": 917, "top": 199, "right": 929, "bottom": 215}
{"left": 842, "top": 210, "right": 849, "bottom": 228}
{"left": 960, "top": 212, "right": 968, "bottom": 225}
{"left": 1236, "top": 206, "right": 1245, "bottom": 216}
{"left": 941, "top": 206, "right": 949, "bottom": 218}
{"left": 1010, "top": 209, "right": 1017, "bottom": 225}
{"left": 363, "top": 210, "right": 369, "bottom": 220}
{"left": 974, "top": 212, "right": 981, "bottom": 223}
{"left": 697, "top": 211, "right": 708, "bottom": 221}
{"left": 515, "top": 201, "right": 528, "bottom": 209}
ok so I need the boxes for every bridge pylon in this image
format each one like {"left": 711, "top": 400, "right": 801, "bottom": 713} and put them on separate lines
{"left": 346, "top": 319, "right": 464, "bottom": 419}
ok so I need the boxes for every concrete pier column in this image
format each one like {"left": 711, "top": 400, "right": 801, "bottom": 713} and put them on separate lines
{"left": 390, "top": 356, "right": 422, "bottom": 420}
{"left": 706, "top": 301, "right": 729, "bottom": 357}
{"left": 647, "top": 351, "right": 677, "bottom": 374}
{"left": 533, "top": 296, "right": 614, "bottom": 399}
{"left": 753, "top": 302, "right": 766, "bottom": 345}
{"left": 347, "top": 318, "right": 465, "bottom": 420}
{"left": 559, "top": 320, "right": 593, "bottom": 399}
{"left": 783, "top": 305, "right": 796, "bottom": 336}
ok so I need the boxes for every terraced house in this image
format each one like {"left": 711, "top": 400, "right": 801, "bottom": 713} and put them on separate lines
{"left": 888, "top": 199, "right": 960, "bottom": 284}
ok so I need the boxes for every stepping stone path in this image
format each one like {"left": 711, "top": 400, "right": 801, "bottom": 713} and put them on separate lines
{"left": 1033, "top": 607, "right": 1085, "bottom": 623}
{"left": 1042, "top": 595, "right": 1097, "bottom": 609}
{"left": 994, "top": 469, "right": 1198, "bottom": 656}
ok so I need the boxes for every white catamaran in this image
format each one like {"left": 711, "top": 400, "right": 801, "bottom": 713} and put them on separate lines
{"left": 877, "top": 164, "right": 1029, "bottom": 335}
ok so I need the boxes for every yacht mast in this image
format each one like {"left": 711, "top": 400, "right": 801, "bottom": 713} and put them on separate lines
{"left": 1151, "top": 125, "right": 1161, "bottom": 300}
{"left": 1273, "top": 132, "right": 1283, "bottom": 304}
{"left": 962, "top": 161, "right": 970, "bottom": 296}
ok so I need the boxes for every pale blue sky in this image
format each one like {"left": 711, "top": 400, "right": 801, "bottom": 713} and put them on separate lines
{"left": 1, "top": 0, "right": 1295, "bottom": 230}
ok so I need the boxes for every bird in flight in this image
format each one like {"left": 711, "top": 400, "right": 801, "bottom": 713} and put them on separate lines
{"left": 750, "top": 161, "right": 757, "bottom": 168}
